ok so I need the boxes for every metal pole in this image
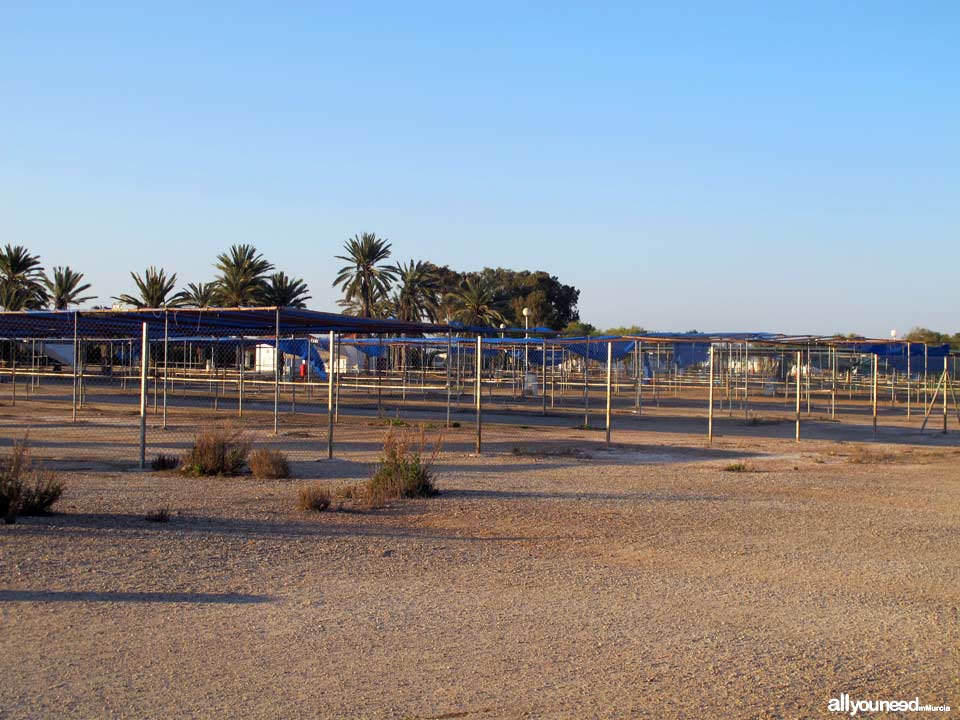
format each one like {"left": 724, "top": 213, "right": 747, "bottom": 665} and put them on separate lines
{"left": 541, "top": 337, "right": 547, "bottom": 416}
{"left": 906, "top": 342, "right": 911, "bottom": 419}
{"left": 162, "top": 313, "right": 169, "bottom": 429}
{"left": 743, "top": 342, "right": 749, "bottom": 420}
{"left": 708, "top": 346, "right": 714, "bottom": 443}
{"left": 334, "top": 335, "right": 341, "bottom": 423}
{"left": 583, "top": 337, "right": 590, "bottom": 427}
{"left": 831, "top": 346, "right": 837, "bottom": 420}
{"left": 238, "top": 342, "right": 244, "bottom": 417}
{"left": 475, "top": 335, "right": 482, "bottom": 454}
{"left": 10, "top": 341, "right": 15, "bottom": 407}
{"left": 139, "top": 322, "right": 149, "bottom": 469}
{"left": 377, "top": 336, "right": 383, "bottom": 419}
{"left": 605, "top": 341, "right": 613, "bottom": 446}
{"left": 327, "top": 330, "right": 335, "bottom": 459}
{"left": 943, "top": 357, "right": 949, "bottom": 434}
{"left": 72, "top": 311, "right": 79, "bottom": 421}
{"left": 446, "top": 331, "right": 452, "bottom": 427}
{"left": 273, "top": 309, "right": 280, "bottom": 435}
{"left": 872, "top": 353, "right": 879, "bottom": 437}
{"left": 795, "top": 350, "right": 801, "bottom": 442}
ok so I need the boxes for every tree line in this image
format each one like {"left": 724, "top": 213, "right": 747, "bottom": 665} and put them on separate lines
{"left": 333, "top": 233, "right": 580, "bottom": 330}
{"left": 0, "top": 233, "right": 582, "bottom": 331}
{"left": 0, "top": 243, "right": 309, "bottom": 311}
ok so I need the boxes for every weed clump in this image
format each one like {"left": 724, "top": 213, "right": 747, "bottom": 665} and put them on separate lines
{"left": 181, "top": 426, "right": 249, "bottom": 476}
{"left": 145, "top": 507, "right": 171, "bottom": 523}
{"left": 365, "top": 426, "right": 440, "bottom": 507}
{"left": 722, "top": 462, "right": 750, "bottom": 473}
{"left": 151, "top": 453, "right": 179, "bottom": 471}
{"left": 249, "top": 448, "right": 291, "bottom": 479}
{"left": 298, "top": 483, "right": 331, "bottom": 512}
{"left": 0, "top": 440, "right": 64, "bottom": 524}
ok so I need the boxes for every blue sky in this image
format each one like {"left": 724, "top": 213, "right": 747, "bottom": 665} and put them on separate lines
{"left": 1, "top": 2, "right": 957, "bottom": 335}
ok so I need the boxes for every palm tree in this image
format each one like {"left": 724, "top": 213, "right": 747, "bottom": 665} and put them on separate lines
{"left": 333, "top": 233, "right": 397, "bottom": 317}
{"left": 44, "top": 266, "right": 95, "bottom": 309}
{"left": 214, "top": 244, "right": 273, "bottom": 307}
{"left": 262, "top": 272, "right": 311, "bottom": 308}
{"left": 114, "top": 267, "right": 185, "bottom": 308}
{"left": 0, "top": 244, "right": 48, "bottom": 310}
{"left": 182, "top": 281, "right": 218, "bottom": 307}
{"left": 391, "top": 259, "right": 440, "bottom": 322}
{"left": 446, "top": 278, "right": 506, "bottom": 327}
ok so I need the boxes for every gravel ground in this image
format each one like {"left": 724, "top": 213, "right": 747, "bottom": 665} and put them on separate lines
{"left": 1, "top": 431, "right": 958, "bottom": 719}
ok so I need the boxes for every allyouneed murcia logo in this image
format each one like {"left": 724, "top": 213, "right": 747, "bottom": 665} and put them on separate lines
{"left": 828, "top": 693, "right": 951, "bottom": 715}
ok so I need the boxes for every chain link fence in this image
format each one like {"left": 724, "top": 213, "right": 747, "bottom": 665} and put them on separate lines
{"left": 0, "top": 311, "right": 958, "bottom": 471}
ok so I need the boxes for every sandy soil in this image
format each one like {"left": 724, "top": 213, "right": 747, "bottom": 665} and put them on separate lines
{"left": 1, "top": 428, "right": 958, "bottom": 719}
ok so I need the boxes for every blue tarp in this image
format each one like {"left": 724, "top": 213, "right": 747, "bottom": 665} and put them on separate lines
{"left": 673, "top": 343, "right": 710, "bottom": 369}
{"left": 852, "top": 342, "right": 950, "bottom": 375}
{"left": 275, "top": 339, "right": 327, "bottom": 380}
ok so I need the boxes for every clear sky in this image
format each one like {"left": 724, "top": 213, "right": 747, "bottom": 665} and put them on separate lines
{"left": 1, "top": 2, "right": 957, "bottom": 336}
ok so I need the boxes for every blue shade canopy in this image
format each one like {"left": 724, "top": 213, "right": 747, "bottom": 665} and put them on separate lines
{"left": 0, "top": 307, "right": 446, "bottom": 340}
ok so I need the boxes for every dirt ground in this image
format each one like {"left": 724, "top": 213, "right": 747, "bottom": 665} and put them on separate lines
{"left": 1, "top": 424, "right": 958, "bottom": 719}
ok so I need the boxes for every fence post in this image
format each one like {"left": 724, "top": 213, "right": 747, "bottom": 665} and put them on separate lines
{"left": 162, "top": 313, "right": 169, "bottom": 429}
{"left": 872, "top": 354, "right": 879, "bottom": 437}
{"left": 475, "top": 335, "right": 482, "bottom": 454}
{"left": 327, "top": 330, "right": 335, "bottom": 459}
{"left": 273, "top": 309, "right": 280, "bottom": 435}
{"left": 944, "top": 357, "right": 949, "bottom": 434}
{"left": 139, "top": 322, "right": 149, "bottom": 469}
{"left": 446, "top": 331, "right": 452, "bottom": 427}
{"left": 795, "top": 350, "right": 801, "bottom": 442}
{"left": 708, "top": 346, "right": 714, "bottom": 443}
{"left": 605, "top": 341, "right": 613, "bottom": 446}
{"left": 583, "top": 337, "right": 590, "bottom": 428}
{"left": 72, "top": 311, "right": 79, "bottom": 421}
{"left": 541, "top": 337, "right": 547, "bottom": 416}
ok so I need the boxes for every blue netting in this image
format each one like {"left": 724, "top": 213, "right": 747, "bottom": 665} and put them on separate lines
{"left": 673, "top": 343, "right": 710, "bottom": 369}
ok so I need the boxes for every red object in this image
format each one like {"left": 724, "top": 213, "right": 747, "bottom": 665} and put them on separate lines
{"left": 299, "top": 360, "right": 307, "bottom": 378}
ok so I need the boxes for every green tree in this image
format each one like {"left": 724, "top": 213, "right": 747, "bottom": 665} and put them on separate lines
{"left": 0, "top": 244, "right": 48, "bottom": 310}
{"left": 214, "top": 244, "right": 273, "bottom": 307}
{"left": 333, "top": 233, "right": 397, "bottom": 317}
{"left": 262, "top": 272, "right": 311, "bottom": 308}
{"left": 44, "top": 266, "right": 95, "bottom": 309}
{"left": 561, "top": 320, "right": 598, "bottom": 336}
{"left": 182, "top": 281, "right": 218, "bottom": 307}
{"left": 427, "top": 265, "right": 579, "bottom": 331}
{"left": 391, "top": 259, "right": 440, "bottom": 322}
{"left": 445, "top": 278, "right": 506, "bottom": 327}
{"left": 115, "top": 267, "right": 185, "bottom": 308}
{"left": 604, "top": 325, "right": 647, "bottom": 336}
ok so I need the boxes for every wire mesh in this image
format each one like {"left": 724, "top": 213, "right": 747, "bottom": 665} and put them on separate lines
{"left": 0, "top": 311, "right": 958, "bottom": 471}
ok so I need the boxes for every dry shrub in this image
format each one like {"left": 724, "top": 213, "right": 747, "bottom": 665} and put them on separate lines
{"left": 182, "top": 425, "right": 249, "bottom": 476}
{"left": 0, "top": 440, "right": 64, "bottom": 524}
{"left": 151, "top": 453, "right": 179, "bottom": 471}
{"left": 334, "top": 484, "right": 361, "bottom": 500}
{"left": 298, "top": 483, "right": 331, "bottom": 512}
{"left": 364, "top": 425, "right": 441, "bottom": 507}
{"left": 145, "top": 507, "right": 171, "bottom": 523}
{"left": 722, "top": 462, "right": 750, "bottom": 473}
{"left": 847, "top": 446, "right": 900, "bottom": 464}
{"left": 249, "top": 448, "right": 291, "bottom": 479}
